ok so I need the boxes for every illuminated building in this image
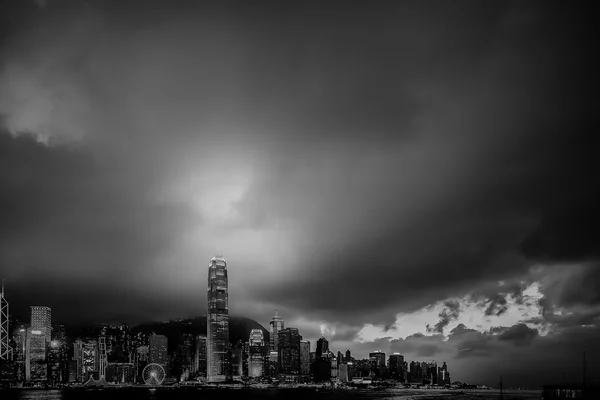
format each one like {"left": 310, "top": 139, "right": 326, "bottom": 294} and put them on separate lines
{"left": 0, "top": 280, "right": 11, "bottom": 362}
{"left": 26, "top": 328, "right": 47, "bottom": 381}
{"left": 149, "top": 334, "right": 168, "bottom": 366}
{"left": 300, "top": 340, "right": 310, "bottom": 375}
{"left": 99, "top": 336, "right": 107, "bottom": 378}
{"left": 52, "top": 324, "right": 68, "bottom": 362}
{"left": 248, "top": 329, "right": 266, "bottom": 378}
{"left": 30, "top": 306, "right": 51, "bottom": 342}
{"left": 278, "top": 327, "right": 301, "bottom": 374}
{"left": 330, "top": 355, "right": 338, "bottom": 381}
{"left": 47, "top": 340, "right": 62, "bottom": 384}
{"left": 176, "top": 334, "right": 194, "bottom": 381}
{"left": 269, "top": 311, "right": 284, "bottom": 352}
{"left": 73, "top": 340, "right": 83, "bottom": 381}
{"left": 136, "top": 345, "right": 149, "bottom": 363}
{"left": 194, "top": 335, "right": 207, "bottom": 377}
{"left": 229, "top": 343, "right": 243, "bottom": 378}
{"left": 81, "top": 339, "right": 99, "bottom": 381}
{"left": 268, "top": 351, "right": 278, "bottom": 377}
{"left": 207, "top": 255, "right": 229, "bottom": 382}
{"left": 106, "top": 362, "right": 135, "bottom": 383}
{"left": 12, "top": 325, "right": 27, "bottom": 381}
{"left": 135, "top": 345, "right": 149, "bottom": 381}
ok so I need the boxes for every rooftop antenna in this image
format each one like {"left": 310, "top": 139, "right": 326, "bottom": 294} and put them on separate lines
{"left": 1, "top": 277, "right": 4, "bottom": 296}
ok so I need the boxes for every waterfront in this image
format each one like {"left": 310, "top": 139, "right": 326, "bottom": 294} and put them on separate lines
{"left": 0, "top": 388, "right": 541, "bottom": 400}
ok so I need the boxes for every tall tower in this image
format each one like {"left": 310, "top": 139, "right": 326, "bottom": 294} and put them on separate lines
{"left": 30, "top": 306, "right": 51, "bottom": 342}
{"left": 269, "top": 311, "right": 284, "bottom": 352}
{"left": 98, "top": 336, "right": 107, "bottom": 379}
{"left": 207, "top": 255, "right": 229, "bottom": 382}
{"left": 1, "top": 279, "right": 12, "bottom": 361}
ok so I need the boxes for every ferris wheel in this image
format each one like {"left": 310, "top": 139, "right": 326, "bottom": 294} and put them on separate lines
{"left": 143, "top": 363, "right": 166, "bottom": 385}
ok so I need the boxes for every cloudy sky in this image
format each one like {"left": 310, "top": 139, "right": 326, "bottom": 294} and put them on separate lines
{"left": 1, "top": 0, "right": 598, "bottom": 387}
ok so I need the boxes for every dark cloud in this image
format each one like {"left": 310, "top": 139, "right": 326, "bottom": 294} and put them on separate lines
{"left": 427, "top": 301, "right": 461, "bottom": 333}
{"left": 498, "top": 324, "right": 538, "bottom": 346}
{"left": 0, "top": 130, "right": 195, "bottom": 324}
{"left": 0, "top": 1, "right": 599, "bottom": 387}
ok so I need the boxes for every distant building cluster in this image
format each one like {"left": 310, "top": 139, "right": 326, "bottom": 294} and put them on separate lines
{"left": 0, "top": 258, "right": 453, "bottom": 386}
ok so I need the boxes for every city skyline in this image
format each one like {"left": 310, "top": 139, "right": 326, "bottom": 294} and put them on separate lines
{"left": 1, "top": 0, "right": 599, "bottom": 389}
{"left": 2, "top": 288, "right": 468, "bottom": 388}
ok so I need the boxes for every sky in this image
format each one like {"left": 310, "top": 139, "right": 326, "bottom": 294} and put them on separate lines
{"left": 0, "top": 0, "right": 599, "bottom": 388}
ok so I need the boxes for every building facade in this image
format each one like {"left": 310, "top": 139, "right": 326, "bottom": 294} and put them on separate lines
{"left": 12, "top": 326, "right": 27, "bottom": 381}
{"left": 269, "top": 311, "right": 284, "bottom": 352}
{"left": 248, "top": 329, "right": 266, "bottom": 378}
{"left": 81, "top": 339, "right": 99, "bottom": 381}
{"left": 278, "top": 328, "right": 301, "bottom": 375}
{"left": 149, "top": 334, "right": 168, "bottom": 366}
{"left": 30, "top": 306, "right": 51, "bottom": 342}
{"left": 300, "top": 340, "right": 310, "bottom": 376}
{"left": 26, "top": 328, "right": 47, "bottom": 381}
{"left": 316, "top": 337, "right": 329, "bottom": 359}
{"left": 194, "top": 334, "right": 207, "bottom": 377}
{"left": 207, "top": 255, "right": 229, "bottom": 382}
{"left": 389, "top": 353, "right": 404, "bottom": 381}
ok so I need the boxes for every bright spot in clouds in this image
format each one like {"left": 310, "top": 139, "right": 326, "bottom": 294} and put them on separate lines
{"left": 356, "top": 281, "right": 545, "bottom": 342}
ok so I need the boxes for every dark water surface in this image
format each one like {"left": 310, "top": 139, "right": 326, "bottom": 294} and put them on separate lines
{"left": 0, "top": 388, "right": 541, "bottom": 400}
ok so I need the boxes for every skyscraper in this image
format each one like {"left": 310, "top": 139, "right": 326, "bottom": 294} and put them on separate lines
{"left": 176, "top": 334, "right": 194, "bottom": 381}
{"left": 248, "top": 329, "right": 266, "bottom": 378}
{"left": 26, "top": 328, "right": 47, "bottom": 381}
{"left": 369, "top": 350, "right": 386, "bottom": 368}
{"left": 267, "top": 351, "right": 278, "bottom": 377}
{"left": 300, "top": 340, "right": 310, "bottom": 376}
{"left": 30, "top": 306, "right": 51, "bottom": 342}
{"left": 0, "top": 280, "right": 11, "bottom": 361}
{"left": 207, "top": 255, "right": 229, "bottom": 382}
{"left": 369, "top": 350, "right": 386, "bottom": 378}
{"left": 149, "top": 334, "right": 168, "bottom": 366}
{"left": 278, "top": 327, "right": 301, "bottom": 374}
{"left": 12, "top": 325, "right": 27, "bottom": 381}
{"left": 194, "top": 334, "right": 207, "bottom": 377}
{"left": 316, "top": 337, "right": 329, "bottom": 359}
{"left": 81, "top": 339, "right": 99, "bottom": 381}
{"left": 269, "top": 311, "right": 284, "bottom": 352}
{"left": 389, "top": 353, "right": 404, "bottom": 381}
